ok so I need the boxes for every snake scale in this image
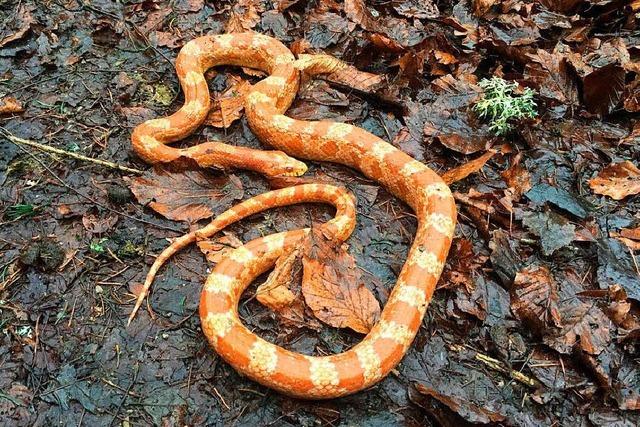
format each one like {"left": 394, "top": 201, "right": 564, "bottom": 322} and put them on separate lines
{"left": 130, "top": 32, "right": 456, "bottom": 399}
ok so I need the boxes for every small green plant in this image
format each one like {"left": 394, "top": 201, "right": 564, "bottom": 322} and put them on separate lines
{"left": 473, "top": 77, "right": 537, "bottom": 135}
{"left": 90, "top": 238, "right": 109, "bottom": 255}
{"left": 5, "top": 204, "right": 37, "bottom": 220}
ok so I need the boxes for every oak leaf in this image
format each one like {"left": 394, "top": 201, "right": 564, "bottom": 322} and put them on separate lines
{"left": 301, "top": 227, "right": 381, "bottom": 334}
{"left": 204, "top": 76, "right": 252, "bottom": 128}
{"left": 588, "top": 161, "right": 640, "bottom": 200}
{"left": 128, "top": 166, "right": 244, "bottom": 223}
{"left": 511, "top": 265, "right": 562, "bottom": 333}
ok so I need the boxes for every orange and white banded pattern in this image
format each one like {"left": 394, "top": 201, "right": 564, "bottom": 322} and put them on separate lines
{"left": 130, "top": 32, "right": 456, "bottom": 399}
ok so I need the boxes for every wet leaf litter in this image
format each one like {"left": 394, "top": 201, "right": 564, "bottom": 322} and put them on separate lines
{"left": 0, "top": 0, "right": 639, "bottom": 425}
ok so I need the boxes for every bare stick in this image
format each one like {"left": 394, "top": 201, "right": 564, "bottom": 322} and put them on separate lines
{"left": 0, "top": 127, "right": 144, "bottom": 175}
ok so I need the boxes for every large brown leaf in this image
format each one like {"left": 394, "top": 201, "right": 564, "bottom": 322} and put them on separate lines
{"left": 588, "top": 161, "right": 640, "bottom": 200}
{"left": 441, "top": 150, "right": 496, "bottom": 184}
{"left": 301, "top": 227, "right": 381, "bottom": 334}
{"left": 204, "top": 75, "right": 252, "bottom": 128}
{"left": 511, "top": 265, "right": 562, "bottom": 333}
{"left": 422, "top": 74, "right": 493, "bottom": 154}
{"left": 525, "top": 48, "right": 579, "bottom": 106}
{"left": 128, "top": 166, "right": 244, "bottom": 223}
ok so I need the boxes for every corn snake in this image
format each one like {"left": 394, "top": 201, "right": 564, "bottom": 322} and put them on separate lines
{"left": 130, "top": 32, "right": 456, "bottom": 399}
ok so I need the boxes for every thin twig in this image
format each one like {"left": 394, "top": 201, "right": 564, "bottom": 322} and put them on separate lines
{"left": 449, "top": 344, "right": 539, "bottom": 388}
{"left": 0, "top": 128, "right": 144, "bottom": 175}
{"left": 12, "top": 143, "right": 182, "bottom": 233}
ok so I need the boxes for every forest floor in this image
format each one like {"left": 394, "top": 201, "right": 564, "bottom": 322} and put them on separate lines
{"left": 1, "top": 0, "right": 640, "bottom": 426}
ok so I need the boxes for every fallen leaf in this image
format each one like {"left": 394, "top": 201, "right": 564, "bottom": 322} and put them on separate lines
{"left": 257, "top": 247, "right": 301, "bottom": 310}
{"left": 82, "top": 212, "right": 119, "bottom": 234}
{"left": 441, "top": 150, "right": 495, "bottom": 184}
{"left": 521, "top": 210, "right": 576, "bottom": 256}
{"left": 583, "top": 63, "right": 626, "bottom": 116}
{"left": 301, "top": 227, "right": 381, "bottom": 334}
{"left": 543, "top": 270, "right": 611, "bottom": 355}
{"left": 422, "top": 74, "right": 492, "bottom": 155}
{"left": 344, "top": 0, "right": 378, "bottom": 31}
{"left": 295, "top": 54, "right": 384, "bottom": 94}
{"left": 394, "top": 0, "right": 439, "bottom": 19}
{"left": 197, "top": 232, "right": 243, "bottom": 263}
{"left": 128, "top": 166, "right": 244, "bottom": 223}
{"left": 525, "top": 48, "right": 579, "bottom": 106}
{"left": 410, "top": 383, "right": 507, "bottom": 424}
{"left": 610, "top": 227, "right": 640, "bottom": 251}
{"left": 204, "top": 76, "right": 252, "bottom": 128}
{"left": 226, "top": 0, "right": 262, "bottom": 33}
{"left": 614, "top": 363, "right": 640, "bottom": 410}
{"left": 175, "top": 0, "right": 204, "bottom": 13}
{"left": 511, "top": 265, "right": 562, "bottom": 333}
{"left": 305, "top": 11, "right": 352, "bottom": 49}
{"left": 501, "top": 153, "right": 532, "bottom": 199}
{"left": 0, "top": 97, "right": 24, "bottom": 115}
{"left": 0, "top": 5, "right": 34, "bottom": 48}
{"left": 588, "top": 161, "right": 640, "bottom": 200}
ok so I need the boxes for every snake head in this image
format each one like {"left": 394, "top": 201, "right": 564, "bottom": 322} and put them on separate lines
{"left": 263, "top": 151, "right": 308, "bottom": 177}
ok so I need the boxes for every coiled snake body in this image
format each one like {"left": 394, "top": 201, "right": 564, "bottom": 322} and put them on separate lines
{"left": 131, "top": 33, "right": 456, "bottom": 399}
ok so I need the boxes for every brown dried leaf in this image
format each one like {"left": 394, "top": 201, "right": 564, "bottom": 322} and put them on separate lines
{"left": 368, "top": 33, "right": 405, "bottom": 53}
{"left": 226, "top": 0, "right": 262, "bottom": 33}
{"left": 204, "top": 77, "right": 252, "bottom": 128}
{"left": 197, "top": 232, "right": 243, "bottom": 263}
{"left": 128, "top": 166, "right": 244, "bottom": 223}
{"left": 410, "top": 383, "right": 507, "bottom": 424}
{"left": 525, "top": 48, "right": 579, "bottom": 106}
{"left": 82, "top": 212, "right": 119, "bottom": 234}
{"left": 441, "top": 150, "right": 495, "bottom": 185}
{"left": 501, "top": 153, "right": 532, "bottom": 200}
{"left": 344, "top": 0, "right": 378, "bottom": 31}
{"left": 0, "top": 97, "right": 24, "bottom": 115}
{"left": 257, "top": 247, "right": 302, "bottom": 310}
{"left": 296, "top": 54, "right": 384, "bottom": 94}
{"left": 512, "top": 266, "right": 563, "bottom": 333}
{"left": 610, "top": 227, "right": 640, "bottom": 251}
{"left": 588, "top": 161, "right": 640, "bottom": 200}
{"left": 301, "top": 227, "right": 381, "bottom": 333}
{"left": 0, "top": 6, "right": 33, "bottom": 48}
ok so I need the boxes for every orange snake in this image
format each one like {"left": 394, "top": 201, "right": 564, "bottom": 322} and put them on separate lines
{"left": 130, "top": 32, "right": 456, "bottom": 399}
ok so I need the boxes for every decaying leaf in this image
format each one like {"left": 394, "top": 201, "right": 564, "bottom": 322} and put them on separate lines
{"left": 295, "top": 54, "right": 384, "bottom": 94}
{"left": 525, "top": 48, "right": 579, "bottom": 106}
{"left": 441, "top": 150, "right": 495, "bottom": 185}
{"left": 0, "top": 5, "right": 34, "bottom": 48}
{"left": 226, "top": 0, "right": 262, "bottom": 33}
{"left": 204, "top": 76, "right": 252, "bottom": 128}
{"left": 541, "top": 270, "right": 612, "bottom": 356}
{"left": 0, "top": 97, "right": 24, "bottom": 115}
{"left": 521, "top": 210, "right": 576, "bottom": 256}
{"left": 501, "top": 153, "right": 532, "bottom": 200}
{"left": 610, "top": 227, "right": 640, "bottom": 251}
{"left": 257, "top": 247, "right": 301, "bottom": 310}
{"left": 588, "top": 161, "right": 640, "bottom": 200}
{"left": 423, "top": 74, "right": 493, "bottom": 154}
{"left": 301, "top": 227, "right": 381, "bottom": 334}
{"left": 410, "top": 383, "right": 507, "bottom": 424}
{"left": 128, "top": 166, "right": 244, "bottom": 223}
{"left": 82, "top": 212, "right": 119, "bottom": 234}
{"left": 511, "top": 265, "right": 562, "bottom": 333}
{"left": 197, "top": 232, "right": 243, "bottom": 263}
